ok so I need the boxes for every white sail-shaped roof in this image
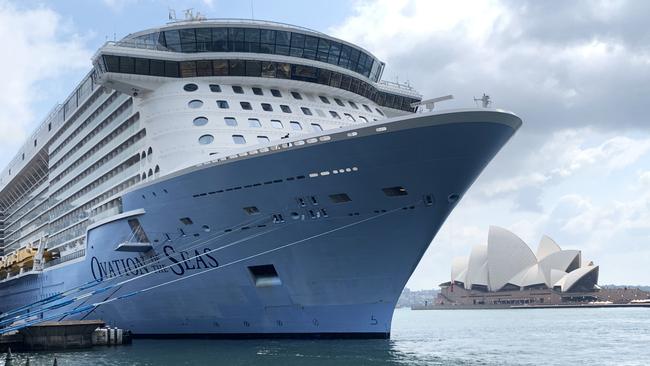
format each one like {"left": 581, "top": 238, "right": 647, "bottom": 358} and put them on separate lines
{"left": 451, "top": 257, "right": 468, "bottom": 284}
{"left": 508, "top": 264, "right": 546, "bottom": 288}
{"left": 449, "top": 228, "right": 598, "bottom": 293}
{"left": 536, "top": 235, "right": 561, "bottom": 260}
{"left": 538, "top": 250, "right": 580, "bottom": 287}
{"left": 550, "top": 269, "right": 567, "bottom": 287}
{"left": 487, "top": 226, "right": 537, "bottom": 291}
{"left": 558, "top": 265, "right": 599, "bottom": 292}
{"left": 466, "top": 245, "right": 489, "bottom": 289}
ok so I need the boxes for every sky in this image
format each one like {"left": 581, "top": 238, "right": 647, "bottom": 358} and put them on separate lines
{"left": 0, "top": 0, "right": 649, "bottom": 290}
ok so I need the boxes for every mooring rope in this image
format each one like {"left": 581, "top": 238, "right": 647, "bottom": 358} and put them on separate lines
{"left": 0, "top": 212, "right": 275, "bottom": 323}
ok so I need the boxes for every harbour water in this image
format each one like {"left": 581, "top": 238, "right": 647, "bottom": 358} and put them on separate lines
{"left": 3, "top": 308, "right": 649, "bottom": 365}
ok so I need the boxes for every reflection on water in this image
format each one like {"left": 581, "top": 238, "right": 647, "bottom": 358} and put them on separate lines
{"left": 2, "top": 308, "right": 649, "bottom": 365}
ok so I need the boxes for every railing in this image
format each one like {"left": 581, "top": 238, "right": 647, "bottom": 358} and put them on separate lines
{"left": 163, "top": 18, "right": 327, "bottom": 35}
{"left": 43, "top": 248, "right": 86, "bottom": 269}
{"left": 377, "top": 80, "right": 420, "bottom": 96}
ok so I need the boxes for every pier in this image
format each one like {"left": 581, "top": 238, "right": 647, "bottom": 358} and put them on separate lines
{"left": 0, "top": 320, "right": 130, "bottom": 351}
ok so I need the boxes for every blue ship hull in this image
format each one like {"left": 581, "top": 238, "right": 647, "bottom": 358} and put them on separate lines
{"left": 0, "top": 110, "right": 520, "bottom": 338}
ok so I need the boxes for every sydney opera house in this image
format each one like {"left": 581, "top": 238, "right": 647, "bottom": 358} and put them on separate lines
{"left": 436, "top": 226, "right": 600, "bottom": 307}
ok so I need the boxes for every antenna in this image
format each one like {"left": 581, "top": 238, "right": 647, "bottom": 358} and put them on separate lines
{"left": 473, "top": 93, "right": 492, "bottom": 108}
{"left": 251, "top": 0, "right": 255, "bottom": 19}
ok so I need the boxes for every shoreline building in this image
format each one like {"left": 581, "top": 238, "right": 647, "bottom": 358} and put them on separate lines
{"left": 437, "top": 226, "right": 602, "bottom": 307}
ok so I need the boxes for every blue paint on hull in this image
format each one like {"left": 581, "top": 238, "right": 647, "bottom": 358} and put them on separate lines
{"left": 0, "top": 111, "right": 520, "bottom": 338}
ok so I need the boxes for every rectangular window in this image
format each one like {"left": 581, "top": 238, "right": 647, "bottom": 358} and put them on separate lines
{"left": 280, "top": 105, "right": 292, "bottom": 113}
{"left": 195, "top": 28, "right": 212, "bottom": 51}
{"left": 225, "top": 117, "right": 237, "bottom": 126}
{"left": 180, "top": 61, "right": 197, "bottom": 77}
{"left": 261, "top": 103, "right": 273, "bottom": 112}
{"left": 179, "top": 29, "right": 196, "bottom": 52}
{"left": 209, "top": 84, "right": 222, "bottom": 92}
{"left": 212, "top": 60, "right": 228, "bottom": 76}
{"left": 257, "top": 136, "right": 270, "bottom": 143}
{"left": 349, "top": 101, "right": 359, "bottom": 109}
{"left": 217, "top": 100, "right": 230, "bottom": 109}
{"left": 329, "top": 193, "right": 351, "bottom": 203}
{"left": 271, "top": 120, "right": 283, "bottom": 129}
{"left": 196, "top": 60, "right": 212, "bottom": 76}
{"left": 119, "top": 56, "right": 135, "bottom": 74}
{"left": 301, "top": 107, "right": 312, "bottom": 116}
{"left": 150, "top": 59, "right": 165, "bottom": 76}
{"left": 291, "top": 91, "right": 303, "bottom": 100}
{"left": 261, "top": 61, "right": 276, "bottom": 78}
{"left": 248, "top": 264, "right": 281, "bottom": 287}
{"left": 382, "top": 186, "right": 408, "bottom": 196}
{"left": 229, "top": 60, "right": 246, "bottom": 76}
{"left": 240, "top": 101, "right": 252, "bottom": 110}
{"left": 232, "top": 85, "right": 244, "bottom": 94}
{"left": 329, "top": 111, "right": 341, "bottom": 119}
{"left": 292, "top": 65, "right": 318, "bottom": 82}
{"left": 311, "top": 123, "right": 323, "bottom": 132}
{"left": 243, "top": 206, "right": 260, "bottom": 215}
{"left": 252, "top": 87, "right": 263, "bottom": 95}
{"left": 270, "top": 89, "right": 282, "bottom": 97}
{"left": 260, "top": 29, "right": 276, "bottom": 44}
{"left": 319, "top": 96, "right": 331, "bottom": 104}
{"left": 134, "top": 58, "right": 149, "bottom": 75}
{"left": 212, "top": 28, "right": 228, "bottom": 51}
{"left": 245, "top": 60, "right": 262, "bottom": 76}
{"left": 277, "top": 63, "right": 291, "bottom": 79}
{"left": 103, "top": 55, "right": 119, "bottom": 72}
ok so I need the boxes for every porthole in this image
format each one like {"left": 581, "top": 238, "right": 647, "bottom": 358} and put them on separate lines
{"left": 202, "top": 225, "right": 211, "bottom": 232}
{"left": 233, "top": 135, "right": 246, "bottom": 144}
{"left": 183, "top": 83, "right": 198, "bottom": 92}
{"left": 193, "top": 116, "right": 208, "bottom": 126}
{"left": 199, "top": 134, "right": 214, "bottom": 145}
{"left": 188, "top": 100, "right": 203, "bottom": 109}
{"left": 290, "top": 121, "right": 302, "bottom": 131}
{"left": 248, "top": 118, "right": 262, "bottom": 127}
{"left": 225, "top": 117, "right": 238, "bottom": 126}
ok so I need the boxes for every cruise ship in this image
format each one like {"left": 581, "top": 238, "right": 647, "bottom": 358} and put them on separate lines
{"left": 0, "top": 16, "right": 521, "bottom": 338}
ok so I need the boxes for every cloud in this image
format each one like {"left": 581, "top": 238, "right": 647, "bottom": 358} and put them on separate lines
{"left": 331, "top": 0, "right": 650, "bottom": 287}
{"left": 332, "top": 0, "right": 650, "bottom": 132}
{"left": 0, "top": 2, "right": 91, "bottom": 167}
